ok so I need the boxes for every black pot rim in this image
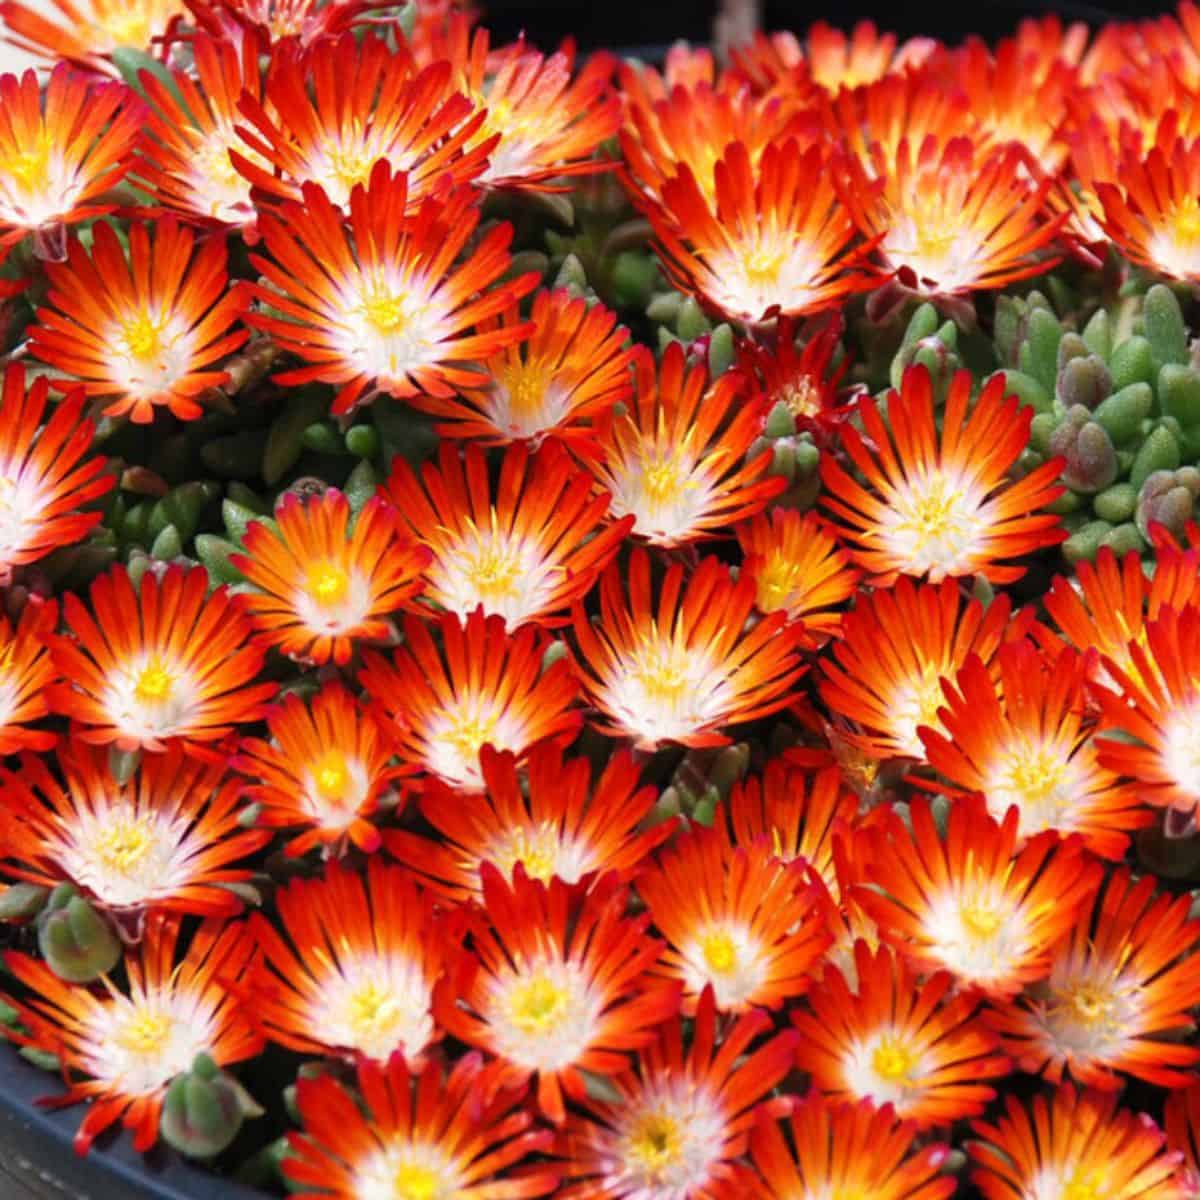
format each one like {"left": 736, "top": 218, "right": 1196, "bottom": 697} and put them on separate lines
{"left": 0, "top": 1046, "right": 268, "bottom": 1200}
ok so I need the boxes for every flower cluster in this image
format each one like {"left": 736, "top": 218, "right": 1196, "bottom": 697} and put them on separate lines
{"left": 3, "top": 2, "right": 1200, "bottom": 1198}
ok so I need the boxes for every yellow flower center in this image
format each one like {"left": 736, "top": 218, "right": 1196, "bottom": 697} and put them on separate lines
{"left": 490, "top": 823, "right": 561, "bottom": 884}
{"left": 755, "top": 554, "right": 800, "bottom": 612}
{"left": 347, "top": 982, "right": 405, "bottom": 1044}
{"left": 781, "top": 377, "right": 821, "bottom": 420}
{"left": 1, "top": 132, "right": 53, "bottom": 192}
{"left": 461, "top": 531, "right": 522, "bottom": 601}
{"left": 871, "top": 1036, "right": 917, "bottom": 1083}
{"left": 631, "top": 640, "right": 690, "bottom": 703}
{"left": 196, "top": 136, "right": 243, "bottom": 190}
{"left": 393, "top": 1163, "right": 442, "bottom": 1200}
{"left": 1172, "top": 200, "right": 1200, "bottom": 247}
{"left": 640, "top": 453, "right": 684, "bottom": 503}
{"left": 307, "top": 562, "right": 350, "bottom": 606}
{"left": 742, "top": 245, "right": 786, "bottom": 287}
{"left": 120, "top": 312, "right": 168, "bottom": 362}
{"left": 627, "top": 1111, "right": 683, "bottom": 1174}
{"left": 445, "top": 709, "right": 498, "bottom": 762}
{"left": 1058, "top": 982, "right": 1118, "bottom": 1031}
{"left": 899, "top": 477, "right": 968, "bottom": 543}
{"left": 323, "top": 126, "right": 377, "bottom": 194}
{"left": 507, "top": 973, "right": 569, "bottom": 1035}
{"left": 499, "top": 359, "right": 548, "bottom": 418}
{"left": 960, "top": 897, "right": 1003, "bottom": 940}
{"left": 116, "top": 1008, "right": 173, "bottom": 1054}
{"left": 1001, "top": 746, "right": 1067, "bottom": 805}
{"left": 312, "top": 750, "right": 352, "bottom": 803}
{"left": 360, "top": 286, "right": 409, "bottom": 334}
{"left": 701, "top": 930, "right": 738, "bottom": 974}
{"left": 94, "top": 817, "right": 156, "bottom": 874}
{"left": 134, "top": 660, "right": 175, "bottom": 704}
{"left": 95, "top": 7, "right": 155, "bottom": 48}
{"left": 1063, "top": 1167, "right": 1106, "bottom": 1200}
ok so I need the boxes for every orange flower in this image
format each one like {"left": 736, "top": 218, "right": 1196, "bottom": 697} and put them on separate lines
{"left": 233, "top": 34, "right": 492, "bottom": 212}
{"left": 955, "top": 38, "right": 1074, "bottom": 172}
{"left": 919, "top": 640, "right": 1146, "bottom": 858}
{"left": 48, "top": 564, "right": 275, "bottom": 753}
{"left": 249, "top": 859, "right": 448, "bottom": 1063}
{"left": 556, "top": 989, "right": 796, "bottom": 1199}
{"left": 748, "top": 1095, "right": 956, "bottom": 1200}
{"left": 1095, "top": 137, "right": 1200, "bottom": 282}
{"left": 819, "top": 576, "right": 1030, "bottom": 762}
{"left": 406, "top": 288, "right": 636, "bottom": 447}
{"left": 384, "top": 740, "right": 671, "bottom": 904}
{"left": 432, "top": 15, "right": 620, "bottom": 189}
{"left": 234, "top": 682, "right": 410, "bottom": 857}
{"left": 384, "top": 441, "right": 629, "bottom": 628}
{"left": 249, "top": 163, "right": 536, "bottom": 415}
{"left": 232, "top": 489, "right": 429, "bottom": 666}
{"left": 0, "top": 65, "right": 141, "bottom": 247}
{"left": 588, "top": 343, "right": 782, "bottom": 546}
{"left": 283, "top": 1052, "right": 559, "bottom": 1199}
{"left": 3, "top": 915, "right": 261, "bottom": 1154}
{"left": 970, "top": 1087, "right": 1188, "bottom": 1200}
{"left": 721, "top": 760, "right": 858, "bottom": 892}
{"left": 638, "top": 824, "right": 830, "bottom": 1013}
{"left": 360, "top": 607, "right": 581, "bottom": 793}
{"left": 856, "top": 795, "right": 1103, "bottom": 996}
{"left": 30, "top": 220, "right": 249, "bottom": 424}
{"left": 0, "top": 0, "right": 182, "bottom": 74}
{"left": 1042, "top": 542, "right": 1200, "bottom": 687}
{"left": 0, "top": 598, "right": 58, "bottom": 754}
{"left": 820, "top": 367, "right": 1066, "bottom": 584}
{"left": 836, "top": 137, "right": 1064, "bottom": 298}
{"left": 738, "top": 509, "right": 859, "bottom": 641}
{"left": 435, "top": 866, "right": 679, "bottom": 1125}
{"left": 133, "top": 33, "right": 269, "bottom": 231}
{"left": 824, "top": 71, "right": 971, "bottom": 181}
{"left": 620, "top": 71, "right": 816, "bottom": 205}
{"left": 1095, "top": 603, "right": 1200, "bottom": 817}
{"left": 792, "top": 943, "right": 1009, "bottom": 1127}
{"left": 572, "top": 549, "right": 805, "bottom": 750}
{"left": 0, "top": 363, "right": 112, "bottom": 584}
{"left": 649, "top": 139, "right": 873, "bottom": 324}
{"left": 3, "top": 742, "right": 268, "bottom": 916}
{"left": 986, "top": 869, "right": 1200, "bottom": 1088}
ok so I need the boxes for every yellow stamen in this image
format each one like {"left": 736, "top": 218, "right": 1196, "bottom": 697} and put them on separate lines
{"left": 393, "top": 1163, "right": 441, "bottom": 1200}
{"left": 1172, "top": 201, "right": 1200, "bottom": 247}
{"left": 94, "top": 818, "right": 156, "bottom": 873}
{"left": 756, "top": 554, "right": 800, "bottom": 611}
{"left": 116, "top": 1008, "right": 172, "bottom": 1054}
{"left": 627, "top": 1111, "right": 683, "bottom": 1174}
{"left": 346, "top": 982, "right": 404, "bottom": 1043}
{"left": 1062, "top": 1167, "right": 1105, "bottom": 1200}
{"left": 445, "top": 709, "right": 498, "bottom": 761}
{"left": 897, "top": 476, "right": 969, "bottom": 545}
{"left": 323, "top": 125, "right": 377, "bottom": 194}
{"left": 1, "top": 132, "right": 53, "bottom": 192}
{"left": 134, "top": 660, "right": 175, "bottom": 704}
{"left": 307, "top": 562, "right": 350, "bottom": 606}
{"left": 460, "top": 520, "right": 522, "bottom": 601}
{"left": 871, "top": 1035, "right": 917, "bottom": 1083}
{"left": 781, "top": 376, "right": 821, "bottom": 420}
{"left": 359, "top": 285, "right": 408, "bottom": 335}
{"left": 1001, "top": 746, "right": 1067, "bottom": 805}
{"left": 498, "top": 359, "right": 548, "bottom": 418}
{"left": 507, "top": 973, "right": 568, "bottom": 1035}
{"left": 631, "top": 640, "right": 690, "bottom": 703}
{"left": 639, "top": 453, "right": 683, "bottom": 503}
{"left": 960, "top": 897, "right": 1003, "bottom": 940}
{"left": 312, "top": 750, "right": 351, "bottom": 803}
{"left": 120, "top": 312, "right": 167, "bottom": 362}
{"left": 95, "top": 9, "right": 154, "bottom": 48}
{"left": 742, "top": 246, "right": 786, "bottom": 287}
{"left": 702, "top": 930, "right": 738, "bottom": 974}
{"left": 490, "top": 824, "right": 560, "bottom": 883}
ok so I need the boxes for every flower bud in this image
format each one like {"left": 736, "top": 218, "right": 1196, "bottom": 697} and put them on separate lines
{"left": 161, "top": 1054, "right": 263, "bottom": 1160}
{"left": 1056, "top": 353, "right": 1111, "bottom": 411}
{"left": 1144, "top": 283, "right": 1189, "bottom": 373}
{"left": 1109, "top": 334, "right": 1156, "bottom": 392}
{"left": 1017, "top": 306, "right": 1062, "bottom": 394}
{"left": 1049, "top": 408, "right": 1118, "bottom": 493}
{"left": 764, "top": 400, "right": 797, "bottom": 440}
{"left": 37, "top": 889, "right": 122, "bottom": 984}
{"left": 1056, "top": 331, "right": 1089, "bottom": 371}
{"left": 1136, "top": 469, "right": 1199, "bottom": 541}
{"left": 675, "top": 296, "right": 711, "bottom": 342}
{"left": 1092, "top": 382, "right": 1152, "bottom": 445}
{"left": 707, "top": 324, "right": 735, "bottom": 377}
